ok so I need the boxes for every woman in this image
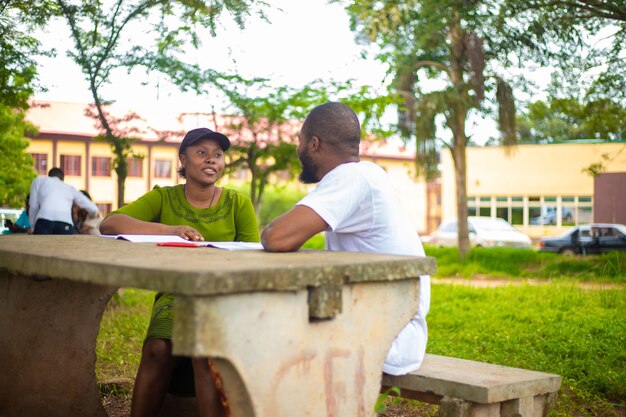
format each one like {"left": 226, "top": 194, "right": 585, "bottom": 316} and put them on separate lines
{"left": 100, "top": 127, "right": 259, "bottom": 417}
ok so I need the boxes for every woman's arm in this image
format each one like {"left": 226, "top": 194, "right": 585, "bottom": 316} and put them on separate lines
{"left": 99, "top": 214, "right": 204, "bottom": 241}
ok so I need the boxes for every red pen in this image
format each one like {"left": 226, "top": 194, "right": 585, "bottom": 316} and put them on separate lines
{"left": 156, "top": 242, "right": 201, "bottom": 248}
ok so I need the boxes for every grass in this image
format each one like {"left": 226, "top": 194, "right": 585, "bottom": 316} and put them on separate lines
{"left": 95, "top": 248, "right": 625, "bottom": 416}
{"left": 96, "top": 289, "right": 154, "bottom": 384}
{"left": 424, "top": 245, "right": 625, "bottom": 283}
{"left": 379, "top": 283, "right": 626, "bottom": 417}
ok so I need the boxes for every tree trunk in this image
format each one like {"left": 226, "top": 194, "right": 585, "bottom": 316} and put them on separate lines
{"left": 451, "top": 144, "right": 470, "bottom": 256}
{"left": 117, "top": 172, "right": 125, "bottom": 209}
{"left": 448, "top": 12, "right": 471, "bottom": 258}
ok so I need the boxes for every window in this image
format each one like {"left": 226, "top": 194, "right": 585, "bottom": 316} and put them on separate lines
{"left": 32, "top": 153, "right": 48, "bottom": 175}
{"left": 60, "top": 155, "right": 81, "bottom": 176}
{"left": 127, "top": 158, "right": 143, "bottom": 177}
{"left": 91, "top": 157, "right": 111, "bottom": 177}
{"left": 467, "top": 196, "right": 477, "bottom": 216}
{"left": 154, "top": 159, "right": 172, "bottom": 178}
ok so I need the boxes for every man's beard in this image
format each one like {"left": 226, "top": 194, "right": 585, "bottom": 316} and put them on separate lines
{"left": 298, "top": 149, "right": 320, "bottom": 184}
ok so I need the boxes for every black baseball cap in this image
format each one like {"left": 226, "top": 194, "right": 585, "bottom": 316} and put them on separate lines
{"left": 179, "top": 128, "right": 230, "bottom": 154}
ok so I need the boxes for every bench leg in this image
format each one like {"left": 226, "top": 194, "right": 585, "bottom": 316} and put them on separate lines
{"left": 439, "top": 398, "right": 499, "bottom": 417}
{"left": 534, "top": 392, "right": 558, "bottom": 417}
{"left": 502, "top": 396, "right": 534, "bottom": 417}
{"left": 438, "top": 397, "right": 471, "bottom": 417}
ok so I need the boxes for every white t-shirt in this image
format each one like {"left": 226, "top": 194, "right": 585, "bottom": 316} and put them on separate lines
{"left": 29, "top": 176, "right": 99, "bottom": 226}
{"left": 297, "top": 161, "right": 430, "bottom": 375}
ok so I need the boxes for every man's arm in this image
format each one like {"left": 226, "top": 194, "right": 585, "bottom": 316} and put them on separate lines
{"left": 261, "top": 205, "right": 328, "bottom": 252}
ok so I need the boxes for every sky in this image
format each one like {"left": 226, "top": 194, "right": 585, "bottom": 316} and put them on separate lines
{"left": 34, "top": 0, "right": 388, "bottom": 115}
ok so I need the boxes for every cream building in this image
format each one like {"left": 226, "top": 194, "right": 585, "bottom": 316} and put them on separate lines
{"left": 441, "top": 141, "right": 626, "bottom": 238}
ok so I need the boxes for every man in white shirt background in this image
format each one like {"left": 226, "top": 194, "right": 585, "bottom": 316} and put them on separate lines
{"left": 29, "top": 167, "right": 99, "bottom": 235}
{"left": 261, "top": 102, "right": 430, "bottom": 375}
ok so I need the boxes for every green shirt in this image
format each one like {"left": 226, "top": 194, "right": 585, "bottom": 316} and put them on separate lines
{"left": 110, "top": 185, "right": 259, "bottom": 242}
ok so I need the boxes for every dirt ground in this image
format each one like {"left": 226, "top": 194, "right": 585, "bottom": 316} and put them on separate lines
{"left": 102, "top": 395, "right": 131, "bottom": 417}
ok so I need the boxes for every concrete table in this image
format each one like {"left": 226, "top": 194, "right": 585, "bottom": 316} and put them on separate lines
{"left": 0, "top": 235, "right": 435, "bottom": 417}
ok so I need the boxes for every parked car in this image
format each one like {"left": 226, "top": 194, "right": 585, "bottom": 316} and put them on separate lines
{"left": 530, "top": 207, "right": 573, "bottom": 225}
{"left": 539, "top": 223, "right": 626, "bottom": 255}
{"left": 429, "top": 217, "right": 532, "bottom": 248}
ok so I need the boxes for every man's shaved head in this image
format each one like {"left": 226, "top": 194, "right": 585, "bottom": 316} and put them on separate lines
{"left": 300, "top": 102, "right": 360, "bottom": 154}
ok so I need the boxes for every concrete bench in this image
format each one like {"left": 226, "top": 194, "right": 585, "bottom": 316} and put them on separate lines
{"left": 381, "top": 354, "right": 562, "bottom": 417}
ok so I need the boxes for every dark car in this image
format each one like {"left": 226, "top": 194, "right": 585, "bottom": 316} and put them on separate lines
{"left": 539, "top": 223, "right": 626, "bottom": 255}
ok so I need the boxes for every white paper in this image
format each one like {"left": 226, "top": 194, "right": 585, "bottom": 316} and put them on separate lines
{"left": 100, "top": 234, "right": 264, "bottom": 250}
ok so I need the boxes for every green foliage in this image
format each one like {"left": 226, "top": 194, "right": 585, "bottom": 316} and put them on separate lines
{"left": 375, "top": 386, "right": 401, "bottom": 414}
{"left": 0, "top": 104, "right": 37, "bottom": 207}
{"left": 428, "top": 284, "right": 626, "bottom": 402}
{"left": 424, "top": 245, "right": 626, "bottom": 283}
{"left": 497, "top": 0, "right": 626, "bottom": 104}
{"left": 517, "top": 96, "right": 626, "bottom": 143}
{"left": 51, "top": 0, "right": 268, "bottom": 207}
{"left": 302, "top": 234, "right": 324, "bottom": 250}
{"left": 0, "top": 2, "right": 53, "bottom": 110}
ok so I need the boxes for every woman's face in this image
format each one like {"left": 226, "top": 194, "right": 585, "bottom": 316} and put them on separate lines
{"left": 180, "top": 138, "right": 225, "bottom": 186}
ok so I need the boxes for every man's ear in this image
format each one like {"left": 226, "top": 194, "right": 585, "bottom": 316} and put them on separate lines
{"left": 310, "top": 135, "right": 321, "bottom": 152}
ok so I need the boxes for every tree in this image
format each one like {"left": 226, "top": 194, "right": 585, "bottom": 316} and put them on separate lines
{"left": 497, "top": 0, "right": 626, "bottom": 103}
{"left": 338, "top": 0, "right": 518, "bottom": 256}
{"left": 0, "top": 1, "right": 51, "bottom": 206}
{"left": 0, "top": 1, "right": 52, "bottom": 109}
{"left": 517, "top": 95, "right": 626, "bottom": 143}
{"left": 214, "top": 76, "right": 394, "bottom": 215}
{"left": 52, "top": 0, "right": 267, "bottom": 208}
{"left": 0, "top": 105, "right": 37, "bottom": 207}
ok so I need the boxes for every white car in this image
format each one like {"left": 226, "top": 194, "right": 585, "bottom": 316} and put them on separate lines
{"left": 430, "top": 216, "right": 532, "bottom": 248}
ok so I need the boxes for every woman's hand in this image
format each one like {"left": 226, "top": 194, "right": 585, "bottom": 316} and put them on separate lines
{"left": 167, "top": 225, "right": 205, "bottom": 241}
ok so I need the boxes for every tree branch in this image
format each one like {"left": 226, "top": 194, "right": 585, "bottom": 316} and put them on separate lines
{"left": 415, "top": 60, "right": 451, "bottom": 79}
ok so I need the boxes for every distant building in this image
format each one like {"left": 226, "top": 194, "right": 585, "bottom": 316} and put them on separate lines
{"left": 440, "top": 141, "right": 626, "bottom": 238}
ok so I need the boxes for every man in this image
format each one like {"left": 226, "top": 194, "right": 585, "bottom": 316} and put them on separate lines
{"left": 29, "top": 167, "right": 99, "bottom": 235}
{"left": 262, "top": 102, "right": 430, "bottom": 375}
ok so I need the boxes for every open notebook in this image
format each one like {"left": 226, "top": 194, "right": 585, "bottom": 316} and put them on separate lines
{"left": 101, "top": 234, "right": 264, "bottom": 251}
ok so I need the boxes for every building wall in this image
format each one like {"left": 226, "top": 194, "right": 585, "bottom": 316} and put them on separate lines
{"left": 441, "top": 141, "right": 626, "bottom": 237}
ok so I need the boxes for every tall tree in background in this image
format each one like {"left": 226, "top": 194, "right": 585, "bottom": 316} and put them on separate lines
{"left": 338, "top": 0, "right": 518, "bottom": 256}
{"left": 52, "top": 0, "right": 267, "bottom": 208}
{"left": 0, "top": 1, "right": 52, "bottom": 206}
